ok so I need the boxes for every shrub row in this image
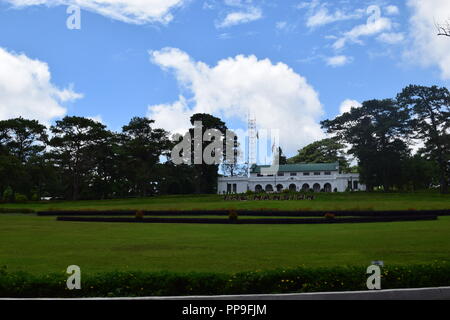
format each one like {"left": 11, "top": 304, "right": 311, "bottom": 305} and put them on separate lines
{"left": 1, "top": 263, "right": 450, "bottom": 298}
{"left": 38, "top": 209, "right": 450, "bottom": 217}
{"left": 0, "top": 208, "right": 35, "bottom": 214}
{"left": 56, "top": 215, "right": 438, "bottom": 224}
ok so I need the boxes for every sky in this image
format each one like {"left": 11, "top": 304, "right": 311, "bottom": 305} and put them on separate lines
{"left": 0, "top": 0, "right": 449, "bottom": 158}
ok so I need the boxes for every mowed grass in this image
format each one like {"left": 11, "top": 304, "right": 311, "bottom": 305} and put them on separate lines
{"left": 1, "top": 214, "right": 450, "bottom": 275}
{"left": 0, "top": 192, "right": 449, "bottom": 212}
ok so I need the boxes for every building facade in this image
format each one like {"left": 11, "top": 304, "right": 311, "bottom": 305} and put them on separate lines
{"left": 217, "top": 162, "right": 365, "bottom": 194}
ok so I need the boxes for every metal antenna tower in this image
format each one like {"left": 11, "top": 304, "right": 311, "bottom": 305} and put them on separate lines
{"left": 248, "top": 112, "right": 257, "bottom": 167}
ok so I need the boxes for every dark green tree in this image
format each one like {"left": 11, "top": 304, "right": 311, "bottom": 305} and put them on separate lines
{"left": 49, "top": 116, "right": 111, "bottom": 200}
{"left": 397, "top": 85, "right": 450, "bottom": 194}
{"left": 288, "top": 138, "right": 349, "bottom": 171}
{"left": 321, "top": 99, "right": 412, "bottom": 191}
{"left": 121, "top": 117, "right": 171, "bottom": 197}
{"left": 189, "top": 113, "right": 228, "bottom": 194}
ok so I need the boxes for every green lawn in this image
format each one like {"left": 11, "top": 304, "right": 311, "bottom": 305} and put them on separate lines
{"left": 1, "top": 214, "right": 449, "bottom": 275}
{"left": 0, "top": 192, "right": 450, "bottom": 212}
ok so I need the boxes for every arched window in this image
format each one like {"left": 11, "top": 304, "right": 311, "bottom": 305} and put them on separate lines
{"left": 289, "top": 184, "right": 297, "bottom": 192}
{"left": 255, "top": 185, "right": 263, "bottom": 193}
{"left": 313, "top": 183, "right": 321, "bottom": 193}
{"left": 276, "top": 184, "right": 284, "bottom": 192}
{"left": 324, "top": 183, "right": 332, "bottom": 193}
{"left": 265, "top": 184, "right": 274, "bottom": 192}
{"left": 302, "top": 183, "right": 310, "bottom": 191}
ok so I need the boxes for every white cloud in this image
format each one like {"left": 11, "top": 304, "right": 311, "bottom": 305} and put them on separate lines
{"left": 88, "top": 115, "right": 104, "bottom": 124}
{"left": 406, "top": 0, "right": 450, "bottom": 79}
{"left": 0, "top": 47, "right": 82, "bottom": 125}
{"left": 326, "top": 55, "right": 352, "bottom": 67}
{"left": 147, "top": 48, "right": 325, "bottom": 155}
{"left": 217, "top": 6, "right": 262, "bottom": 28}
{"left": 276, "top": 21, "right": 287, "bottom": 30}
{"left": 377, "top": 32, "right": 404, "bottom": 44}
{"left": 4, "top": 0, "right": 186, "bottom": 24}
{"left": 385, "top": 5, "right": 399, "bottom": 15}
{"left": 306, "top": 7, "right": 362, "bottom": 28}
{"left": 333, "top": 5, "right": 393, "bottom": 49}
{"left": 339, "top": 99, "right": 361, "bottom": 114}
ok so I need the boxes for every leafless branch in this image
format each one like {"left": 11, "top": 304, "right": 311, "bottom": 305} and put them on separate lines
{"left": 436, "top": 19, "right": 450, "bottom": 37}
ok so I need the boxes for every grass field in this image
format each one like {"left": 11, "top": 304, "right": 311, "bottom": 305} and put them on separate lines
{"left": 1, "top": 192, "right": 449, "bottom": 276}
{"left": 0, "top": 192, "right": 450, "bottom": 212}
{"left": 1, "top": 213, "right": 450, "bottom": 275}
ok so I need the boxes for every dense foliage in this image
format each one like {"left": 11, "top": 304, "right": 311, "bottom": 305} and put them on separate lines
{"left": 1, "top": 263, "right": 449, "bottom": 297}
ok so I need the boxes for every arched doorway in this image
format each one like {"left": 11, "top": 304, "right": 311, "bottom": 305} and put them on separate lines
{"left": 289, "top": 184, "right": 297, "bottom": 192}
{"left": 255, "top": 185, "right": 263, "bottom": 193}
{"left": 313, "top": 183, "right": 321, "bottom": 193}
{"left": 324, "top": 183, "right": 332, "bottom": 193}
{"left": 276, "top": 184, "right": 284, "bottom": 192}
{"left": 302, "top": 183, "right": 310, "bottom": 192}
{"left": 265, "top": 184, "right": 274, "bottom": 192}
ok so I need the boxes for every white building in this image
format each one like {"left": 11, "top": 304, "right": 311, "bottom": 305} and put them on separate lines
{"left": 217, "top": 162, "right": 365, "bottom": 194}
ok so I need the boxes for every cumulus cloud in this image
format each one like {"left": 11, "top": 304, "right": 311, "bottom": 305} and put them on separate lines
{"left": 3, "top": 0, "right": 186, "bottom": 24}
{"left": 147, "top": 48, "right": 325, "bottom": 155}
{"left": 326, "top": 55, "right": 352, "bottom": 67}
{"left": 216, "top": 6, "right": 262, "bottom": 28}
{"left": 0, "top": 47, "right": 82, "bottom": 124}
{"left": 339, "top": 99, "right": 361, "bottom": 114}
{"left": 406, "top": 0, "right": 450, "bottom": 79}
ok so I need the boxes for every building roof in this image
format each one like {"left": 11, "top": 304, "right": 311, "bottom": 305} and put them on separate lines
{"left": 250, "top": 162, "right": 340, "bottom": 174}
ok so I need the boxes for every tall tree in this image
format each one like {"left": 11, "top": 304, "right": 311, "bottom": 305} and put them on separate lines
{"left": 321, "top": 99, "right": 412, "bottom": 191}
{"left": 0, "top": 117, "right": 48, "bottom": 163}
{"left": 397, "top": 85, "right": 450, "bottom": 194}
{"left": 189, "top": 113, "right": 228, "bottom": 194}
{"left": 49, "top": 116, "right": 111, "bottom": 200}
{"left": 121, "top": 117, "right": 171, "bottom": 197}
{"left": 288, "top": 138, "right": 349, "bottom": 171}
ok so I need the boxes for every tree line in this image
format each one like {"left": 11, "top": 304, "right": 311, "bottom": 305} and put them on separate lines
{"left": 293, "top": 85, "right": 449, "bottom": 193}
{"left": 0, "top": 113, "right": 234, "bottom": 201}
{"left": 0, "top": 84, "right": 448, "bottom": 201}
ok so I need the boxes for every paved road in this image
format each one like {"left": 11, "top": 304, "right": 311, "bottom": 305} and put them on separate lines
{"left": 2, "top": 287, "right": 450, "bottom": 300}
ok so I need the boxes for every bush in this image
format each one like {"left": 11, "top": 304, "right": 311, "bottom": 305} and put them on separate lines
{"left": 14, "top": 193, "right": 28, "bottom": 203}
{"left": 0, "top": 263, "right": 449, "bottom": 298}
{"left": 31, "top": 193, "right": 40, "bottom": 202}
{"left": 2, "top": 187, "right": 13, "bottom": 203}
{"left": 228, "top": 210, "right": 238, "bottom": 223}
{"left": 135, "top": 210, "right": 144, "bottom": 220}
{"left": 324, "top": 213, "right": 336, "bottom": 220}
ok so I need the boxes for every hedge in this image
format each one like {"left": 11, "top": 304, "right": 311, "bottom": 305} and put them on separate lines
{"left": 0, "top": 208, "right": 35, "bottom": 214}
{"left": 1, "top": 263, "right": 450, "bottom": 298}
{"left": 38, "top": 209, "right": 450, "bottom": 217}
{"left": 55, "top": 215, "right": 437, "bottom": 224}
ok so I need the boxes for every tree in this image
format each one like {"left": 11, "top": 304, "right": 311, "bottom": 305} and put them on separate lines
{"left": 0, "top": 117, "right": 48, "bottom": 163}
{"left": 397, "top": 85, "right": 450, "bottom": 194}
{"left": 188, "top": 113, "right": 228, "bottom": 194}
{"left": 0, "top": 118, "right": 49, "bottom": 198}
{"left": 121, "top": 117, "right": 171, "bottom": 197}
{"left": 321, "top": 99, "right": 412, "bottom": 191}
{"left": 288, "top": 138, "right": 349, "bottom": 172}
{"left": 274, "top": 147, "right": 288, "bottom": 165}
{"left": 49, "top": 116, "right": 112, "bottom": 200}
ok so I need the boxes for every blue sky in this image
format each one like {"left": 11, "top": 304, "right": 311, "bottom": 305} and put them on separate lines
{"left": 0, "top": 0, "right": 449, "bottom": 156}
